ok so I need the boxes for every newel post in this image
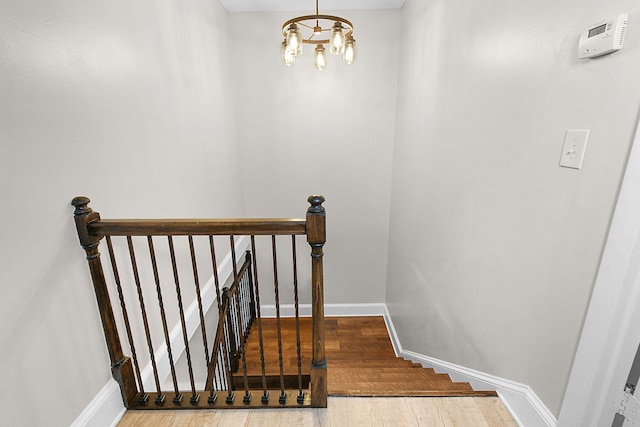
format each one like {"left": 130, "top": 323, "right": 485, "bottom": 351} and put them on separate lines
{"left": 71, "top": 196, "right": 138, "bottom": 407}
{"left": 306, "top": 195, "right": 327, "bottom": 407}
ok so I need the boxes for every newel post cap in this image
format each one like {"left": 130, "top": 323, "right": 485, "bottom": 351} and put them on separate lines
{"left": 307, "top": 195, "right": 325, "bottom": 214}
{"left": 71, "top": 196, "right": 93, "bottom": 215}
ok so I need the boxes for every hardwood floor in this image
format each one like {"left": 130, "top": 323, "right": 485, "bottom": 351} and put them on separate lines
{"left": 118, "top": 396, "right": 517, "bottom": 426}
{"left": 117, "top": 316, "right": 516, "bottom": 426}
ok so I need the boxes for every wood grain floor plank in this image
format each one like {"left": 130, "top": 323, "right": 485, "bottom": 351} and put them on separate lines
{"left": 245, "top": 408, "right": 317, "bottom": 427}
{"left": 117, "top": 397, "right": 515, "bottom": 426}
{"left": 121, "top": 411, "right": 176, "bottom": 427}
{"left": 474, "top": 396, "right": 519, "bottom": 426}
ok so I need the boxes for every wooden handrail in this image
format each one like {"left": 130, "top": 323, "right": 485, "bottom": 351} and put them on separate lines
{"left": 88, "top": 218, "right": 307, "bottom": 236}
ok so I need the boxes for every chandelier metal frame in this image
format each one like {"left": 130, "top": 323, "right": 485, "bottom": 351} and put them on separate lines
{"left": 281, "top": 15, "right": 354, "bottom": 45}
{"left": 280, "top": 0, "right": 357, "bottom": 70}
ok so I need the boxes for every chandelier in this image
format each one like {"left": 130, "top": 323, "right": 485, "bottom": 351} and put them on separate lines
{"left": 281, "top": 0, "right": 357, "bottom": 71}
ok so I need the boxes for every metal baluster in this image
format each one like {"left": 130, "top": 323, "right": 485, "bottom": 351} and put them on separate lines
{"left": 206, "top": 236, "right": 223, "bottom": 405}
{"left": 241, "top": 272, "right": 248, "bottom": 336}
{"left": 106, "top": 237, "right": 148, "bottom": 404}
{"left": 234, "top": 282, "right": 252, "bottom": 404}
{"left": 247, "top": 250, "right": 257, "bottom": 325}
{"left": 237, "top": 268, "right": 247, "bottom": 341}
{"left": 223, "top": 308, "right": 235, "bottom": 404}
{"left": 216, "top": 345, "right": 224, "bottom": 390}
{"left": 207, "top": 291, "right": 233, "bottom": 405}
{"left": 292, "top": 236, "right": 305, "bottom": 404}
{"left": 272, "top": 235, "right": 287, "bottom": 404}
{"left": 147, "top": 236, "right": 182, "bottom": 405}
{"left": 189, "top": 236, "right": 209, "bottom": 367}
{"left": 224, "top": 288, "right": 239, "bottom": 374}
{"left": 243, "top": 269, "right": 251, "bottom": 336}
{"left": 209, "top": 236, "right": 222, "bottom": 311}
{"left": 207, "top": 303, "right": 230, "bottom": 405}
{"left": 127, "top": 237, "right": 164, "bottom": 405}
{"left": 230, "top": 235, "right": 237, "bottom": 277}
{"left": 168, "top": 236, "right": 198, "bottom": 405}
{"left": 250, "top": 237, "right": 269, "bottom": 404}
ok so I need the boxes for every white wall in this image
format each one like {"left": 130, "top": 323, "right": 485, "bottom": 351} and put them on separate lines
{"left": 229, "top": 10, "right": 400, "bottom": 304}
{"left": 5, "top": 0, "right": 639, "bottom": 423}
{"left": 386, "top": 0, "right": 640, "bottom": 417}
{"left": 0, "top": 1, "right": 243, "bottom": 425}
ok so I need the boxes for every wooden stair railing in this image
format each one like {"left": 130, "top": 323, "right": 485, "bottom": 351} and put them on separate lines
{"left": 71, "top": 195, "right": 327, "bottom": 409}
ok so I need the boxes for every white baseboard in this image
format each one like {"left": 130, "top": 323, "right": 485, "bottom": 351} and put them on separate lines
{"left": 382, "top": 304, "right": 403, "bottom": 356}
{"left": 71, "top": 237, "right": 249, "bottom": 427}
{"left": 259, "top": 302, "right": 388, "bottom": 318}
{"left": 70, "top": 380, "right": 126, "bottom": 427}
{"left": 383, "top": 309, "right": 557, "bottom": 427}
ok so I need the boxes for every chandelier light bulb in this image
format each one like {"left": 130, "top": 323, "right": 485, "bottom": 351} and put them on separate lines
{"left": 330, "top": 22, "right": 345, "bottom": 55}
{"left": 314, "top": 44, "right": 327, "bottom": 71}
{"left": 343, "top": 36, "right": 356, "bottom": 65}
{"left": 282, "top": 40, "right": 296, "bottom": 66}
{"left": 286, "top": 24, "right": 303, "bottom": 56}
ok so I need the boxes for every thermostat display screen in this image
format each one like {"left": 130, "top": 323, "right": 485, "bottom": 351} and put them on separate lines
{"left": 588, "top": 23, "right": 606, "bottom": 38}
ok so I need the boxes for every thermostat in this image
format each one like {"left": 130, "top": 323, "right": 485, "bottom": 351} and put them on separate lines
{"left": 578, "top": 13, "right": 628, "bottom": 59}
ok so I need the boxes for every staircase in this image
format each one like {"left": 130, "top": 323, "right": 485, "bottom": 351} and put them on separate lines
{"left": 239, "top": 316, "right": 496, "bottom": 398}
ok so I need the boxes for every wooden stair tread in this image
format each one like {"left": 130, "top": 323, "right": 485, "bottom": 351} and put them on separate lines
{"left": 328, "top": 374, "right": 473, "bottom": 388}
{"left": 329, "top": 367, "right": 442, "bottom": 377}
{"left": 242, "top": 360, "right": 430, "bottom": 374}
{"left": 328, "top": 359, "right": 425, "bottom": 368}
{"left": 240, "top": 316, "right": 495, "bottom": 398}
{"left": 329, "top": 382, "right": 473, "bottom": 391}
{"left": 328, "top": 377, "right": 473, "bottom": 388}
{"left": 329, "top": 390, "right": 499, "bottom": 397}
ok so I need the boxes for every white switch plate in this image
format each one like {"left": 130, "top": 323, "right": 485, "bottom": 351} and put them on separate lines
{"left": 560, "top": 129, "right": 590, "bottom": 169}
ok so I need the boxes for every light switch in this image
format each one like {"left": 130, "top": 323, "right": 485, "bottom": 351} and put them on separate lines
{"left": 560, "top": 129, "right": 590, "bottom": 169}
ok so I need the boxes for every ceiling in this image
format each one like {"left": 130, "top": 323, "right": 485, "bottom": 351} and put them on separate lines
{"left": 219, "top": 0, "right": 405, "bottom": 13}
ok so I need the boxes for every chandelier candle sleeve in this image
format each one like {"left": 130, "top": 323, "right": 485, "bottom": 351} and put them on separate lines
{"left": 330, "top": 22, "right": 346, "bottom": 55}
{"left": 281, "top": 0, "right": 356, "bottom": 70}
{"left": 314, "top": 45, "right": 327, "bottom": 71}
{"left": 343, "top": 36, "right": 356, "bottom": 65}
{"left": 285, "top": 23, "right": 303, "bottom": 56}
{"left": 281, "top": 41, "right": 296, "bottom": 66}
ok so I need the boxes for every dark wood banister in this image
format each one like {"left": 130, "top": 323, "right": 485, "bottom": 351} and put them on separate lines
{"left": 88, "top": 219, "right": 307, "bottom": 236}
{"left": 71, "top": 195, "right": 327, "bottom": 409}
